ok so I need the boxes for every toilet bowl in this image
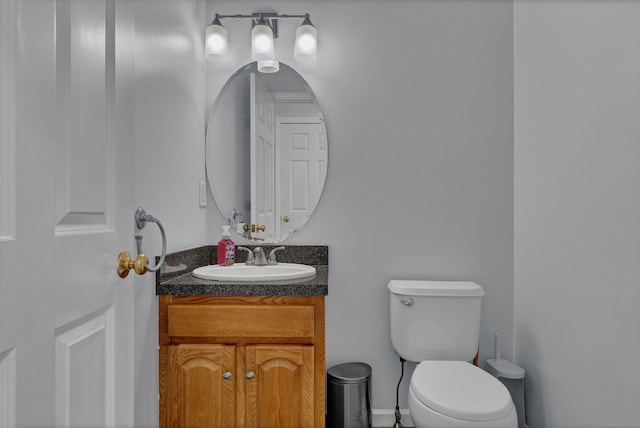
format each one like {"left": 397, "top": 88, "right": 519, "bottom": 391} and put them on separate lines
{"left": 408, "top": 361, "right": 517, "bottom": 428}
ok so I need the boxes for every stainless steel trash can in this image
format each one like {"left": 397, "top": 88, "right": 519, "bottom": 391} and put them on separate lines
{"left": 327, "top": 362, "right": 372, "bottom": 428}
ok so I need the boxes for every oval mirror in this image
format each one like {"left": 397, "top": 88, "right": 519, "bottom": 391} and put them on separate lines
{"left": 206, "top": 62, "right": 328, "bottom": 243}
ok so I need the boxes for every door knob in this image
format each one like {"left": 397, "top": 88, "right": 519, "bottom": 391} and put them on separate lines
{"left": 243, "top": 224, "right": 266, "bottom": 233}
{"left": 282, "top": 216, "right": 289, "bottom": 223}
{"left": 117, "top": 251, "right": 149, "bottom": 278}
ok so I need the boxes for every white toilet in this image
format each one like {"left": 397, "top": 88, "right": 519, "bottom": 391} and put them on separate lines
{"left": 388, "top": 280, "right": 517, "bottom": 428}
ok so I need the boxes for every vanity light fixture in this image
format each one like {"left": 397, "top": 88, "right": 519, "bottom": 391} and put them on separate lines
{"left": 294, "top": 15, "right": 317, "bottom": 62}
{"left": 257, "top": 59, "right": 280, "bottom": 73}
{"left": 205, "top": 12, "right": 317, "bottom": 68}
{"left": 205, "top": 16, "right": 228, "bottom": 60}
{"left": 251, "top": 17, "right": 275, "bottom": 61}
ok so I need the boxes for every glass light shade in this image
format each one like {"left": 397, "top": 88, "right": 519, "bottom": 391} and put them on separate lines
{"left": 294, "top": 22, "right": 317, "bottom": 62}
{"left": 251, "top": 23, "right": 275, "bottom": 61}
{"left": 257, "top": 60, "right": 279, "bottom": 73}
{"left": 205, "top": 22, "right": 228, "bottom": 60}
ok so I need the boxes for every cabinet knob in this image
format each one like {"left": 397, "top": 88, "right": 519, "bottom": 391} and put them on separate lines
{"left": 223, "top": 371, "right": 232, "bottom": 379}
{"left": 245, "top": 371, "right": 255, "bottom": 380}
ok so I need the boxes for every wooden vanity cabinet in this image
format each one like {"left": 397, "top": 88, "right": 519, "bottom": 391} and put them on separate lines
{"left": 159, "top": 295, "right": 325, "bottom": 428}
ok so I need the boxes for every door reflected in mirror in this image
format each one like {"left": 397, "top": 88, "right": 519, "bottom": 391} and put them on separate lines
{"left": 207, "top": 62, "right": 328, "bottom": 243}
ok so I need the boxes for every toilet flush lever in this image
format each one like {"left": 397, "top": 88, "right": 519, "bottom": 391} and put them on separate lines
{"left": 400, "top": 298, "right": 414, "bottom": 307}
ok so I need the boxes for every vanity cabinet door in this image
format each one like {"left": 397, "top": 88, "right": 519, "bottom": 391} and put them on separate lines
{"left": 167, "top": 344, "right": 236, "bottom": 428}
{"left": 244, "top": 344, "right": 315, "bottom": 428}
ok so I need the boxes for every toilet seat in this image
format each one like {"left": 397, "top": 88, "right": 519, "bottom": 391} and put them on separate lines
{"left": 411, "top": 361, "right": 513, "bottom": 422}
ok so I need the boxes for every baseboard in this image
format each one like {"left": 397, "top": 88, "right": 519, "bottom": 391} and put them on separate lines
{"left": 372, "top": 408, "right": 414, "bottom": 427}
{"left": 370, "top": 409, "right": 528, "bottom": 428}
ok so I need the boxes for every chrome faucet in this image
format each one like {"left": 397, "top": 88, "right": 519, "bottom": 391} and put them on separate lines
{"left": 236, "top": 246, "right": 286, "bottom": 266}
{"left": 253, "top": 247, "right": 268, "bottom": 265}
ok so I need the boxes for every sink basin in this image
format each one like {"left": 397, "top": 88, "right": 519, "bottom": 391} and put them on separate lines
{"left": 192, "top": 263, "right": 316, "bottom": 282}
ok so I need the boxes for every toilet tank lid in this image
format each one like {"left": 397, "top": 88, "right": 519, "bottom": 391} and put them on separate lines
{"left": 387, "top": 280, "right": 484, "bottom": 297}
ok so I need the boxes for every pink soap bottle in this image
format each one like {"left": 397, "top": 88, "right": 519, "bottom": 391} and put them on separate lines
{"left": 217, "top": 225, "right": 235, "bottom": 266}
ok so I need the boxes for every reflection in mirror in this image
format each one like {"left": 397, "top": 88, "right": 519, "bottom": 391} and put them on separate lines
{"left": 206, "top": 62, "right": 328, "bottom": 243}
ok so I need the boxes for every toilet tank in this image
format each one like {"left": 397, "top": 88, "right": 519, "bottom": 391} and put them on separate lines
{"left": 388, "top": 280, "right": 485, "bottom": 362}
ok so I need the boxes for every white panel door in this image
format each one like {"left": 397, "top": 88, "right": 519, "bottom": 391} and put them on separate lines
{"left": 250, "top": 73, "right": 276, "bottom": 242}
{"left": 0, "top": 0, "right": 135, "bottom": 427}
{"left": 277, "top": 119, "right": 326, "bottom": 241}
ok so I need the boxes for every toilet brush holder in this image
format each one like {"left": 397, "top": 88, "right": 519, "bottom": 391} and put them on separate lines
{"left": 486, "top": 334, "right": 527, "bottom": 428}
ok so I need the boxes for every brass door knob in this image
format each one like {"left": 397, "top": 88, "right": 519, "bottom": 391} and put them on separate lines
{"left": 117, "top": 250, "right": 149, "bottom": 278}
{"left": 282, "top": 216, "right": 289, "bottom": 223}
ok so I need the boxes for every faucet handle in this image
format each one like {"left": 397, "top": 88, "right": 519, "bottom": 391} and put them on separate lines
{"left": 268, "top": 246, "right": 286, "bottom": 264}
{"left": 236, "top": 246, "right": 254, "bottom": 265}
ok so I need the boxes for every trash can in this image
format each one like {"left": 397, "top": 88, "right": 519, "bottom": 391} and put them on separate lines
{"left": 327, "top": 362, "right": 372, "bottom": 428}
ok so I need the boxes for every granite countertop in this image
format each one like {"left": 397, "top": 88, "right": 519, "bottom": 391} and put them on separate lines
{"left": 156, "top": 245, "right": 328, "bottom": 296}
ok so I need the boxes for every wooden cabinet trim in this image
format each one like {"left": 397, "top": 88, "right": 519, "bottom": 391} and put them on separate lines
{"left": 168, "top": 304, "right": 315, "bottom": 339}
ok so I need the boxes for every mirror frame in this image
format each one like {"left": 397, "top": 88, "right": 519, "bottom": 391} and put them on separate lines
{"left": 206, "top": 62, "right": 328, "bottom": 243}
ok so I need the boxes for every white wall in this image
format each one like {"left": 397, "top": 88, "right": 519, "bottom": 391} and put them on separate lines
{"left": 206, "top": 0, "right": 514, "bottom": 411}
{"left": 134, "top": 1, "right": 207, "bottom": 426}
{"left": 131, "top": 1, "right": 640, "bottom": 426}
{"left": 514, "top": 1, "right": 640, "bottom": 427}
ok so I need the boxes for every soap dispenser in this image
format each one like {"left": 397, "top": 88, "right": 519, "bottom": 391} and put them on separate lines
{"left": 217, "top": 225, "right": 235, "bottom": 266}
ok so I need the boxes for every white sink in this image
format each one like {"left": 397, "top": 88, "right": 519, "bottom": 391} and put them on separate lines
{"left": 192, "top": 263, "right": 316, "bottom": 282}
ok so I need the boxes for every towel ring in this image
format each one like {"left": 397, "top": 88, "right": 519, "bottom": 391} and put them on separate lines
{"left": 117, "top": 207, "right": 168, "bottom": 278}
{"left": 134, "top": 207, "right": 167, "bottom": 272}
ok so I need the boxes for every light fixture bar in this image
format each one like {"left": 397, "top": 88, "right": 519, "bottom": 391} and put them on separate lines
{"left": 214, "top": 13, "right": 309, "bottom": 20}
{"left": 212, "top": 13, "right": 310, "bottom": 38}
